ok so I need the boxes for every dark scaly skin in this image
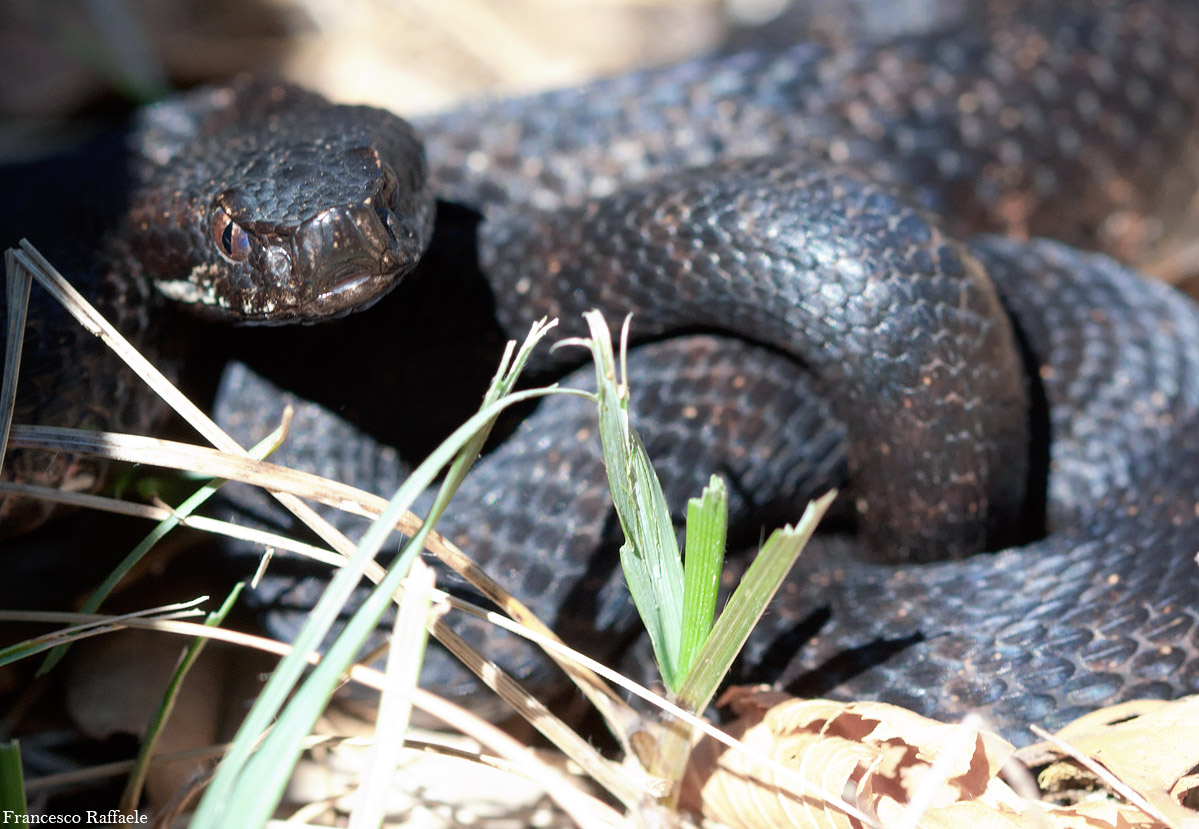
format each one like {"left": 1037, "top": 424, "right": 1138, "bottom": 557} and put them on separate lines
{"left": 215, "top": 0, "right": 1199, "bottom": 745}
{"left": 477, "top": 161, "right": 1029, "bottom": 560}
{"left": 3, "top": 0, "right": 1199, "bottom": 746}
{"left": 745, "top": 238, "right": 1199, "bottom": 735}
{"left": 403, "top": 0, "right": 1199, "bottom": 558}
{"left": 227, "top": 233, "right": 1199, "bottom": 744}
{"left": 408, "top": 0, "right": 1198, "bottom": 735}
{"left": 415, "top": 0, "right": 1199, "bottom": 266}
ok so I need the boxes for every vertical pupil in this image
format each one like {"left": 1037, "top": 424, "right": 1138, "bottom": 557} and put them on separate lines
{"left": 222, "top": 221, "right": 235, "bottom": 254}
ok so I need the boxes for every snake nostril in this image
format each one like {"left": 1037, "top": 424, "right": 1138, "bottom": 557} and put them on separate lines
{"left": 376, "top": 205, "right": 400, "bottom": 243}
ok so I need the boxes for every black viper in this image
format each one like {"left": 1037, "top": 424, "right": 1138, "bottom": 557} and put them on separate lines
{"left": 3, "top": 0, "right": 1199, "bottom": 746}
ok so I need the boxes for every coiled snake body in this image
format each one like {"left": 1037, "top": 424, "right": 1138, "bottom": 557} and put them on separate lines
{"left": 5, "top": 0, "right": 1199, "bottom": 744}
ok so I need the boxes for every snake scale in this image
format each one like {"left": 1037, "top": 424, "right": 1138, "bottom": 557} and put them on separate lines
{"left": 4, "top": 0, "right": 1199, "bottom": 746}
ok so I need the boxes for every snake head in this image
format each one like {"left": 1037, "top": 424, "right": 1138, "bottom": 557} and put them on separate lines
{"left": 128, "top": 83, "right": 436, "bottom": 324}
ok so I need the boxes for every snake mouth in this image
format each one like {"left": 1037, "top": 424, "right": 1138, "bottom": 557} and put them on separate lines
{"left": 320, "top": 271, "right": 376, "bottom": 300}
{"left": 312, "top": 269, "right": 398, "bottom": 317}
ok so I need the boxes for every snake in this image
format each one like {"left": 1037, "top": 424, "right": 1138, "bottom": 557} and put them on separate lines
{"left": 3, "top": 0, "right": 1199, "bottom": 747}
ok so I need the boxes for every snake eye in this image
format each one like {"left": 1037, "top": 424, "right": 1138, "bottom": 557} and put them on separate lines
{"left": 212, "top": 207, "right": 251, "bottom": 263}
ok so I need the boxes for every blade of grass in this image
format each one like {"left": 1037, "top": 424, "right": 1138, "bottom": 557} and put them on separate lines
{"left": 191, "top": 321, "right": 560, "bottom": 829}
{"left": 347, "top": 559, "right": 435, "bottom": 829}
{"left": 0, "top": 741, "right": 26, "bottom": 818}
{"left": 678, "top": 476, "right": 727, "bottom": 678}
{"left": 427, "top": 320, "right": 558, "bottom": 520}
{"left": 37, "top": 420, "right": 290, "bottom": 675}
{"left": 563, "top": 311, "right": 835, "bottom": 804}
{"left": 206, "top": 402, "right": 525, "bottom": 825}
{"left": 673, "top": 489, "right": 835, "bottom": 714}
{"left": 565, "top": 312, "right": 685, "bottom": 690}
{"left": 117, "top": 584, "right": 243, "bottom": 813}
{"left": 642, "top": 494, "right": 833, "bottom": 802}
{"left": 0, "top": 600, "right": 207, "bottom": 667}
{"left": 0, "top": 250, "right": 32, "bottom": 483}
{"left": 427, "top": 615, "right": 646, "bottom": 808}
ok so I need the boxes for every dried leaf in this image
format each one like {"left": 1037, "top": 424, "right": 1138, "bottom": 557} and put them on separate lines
{"left": 1033, "top": 696, "right": 1199, "bottom": 827}
{"left": 1048, "top": 697, "right": 1199, "bottom": 791}
{"left": 681, "top": 689, "right": 1199, "bottom": 829}
{"left": 683, "top": 690, "right": 1022, "bottom": 828}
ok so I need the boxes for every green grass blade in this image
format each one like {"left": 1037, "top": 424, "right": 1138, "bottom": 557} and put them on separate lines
{"left": 674, "top": 490, "right": 835, "bottom": 713}
{"left": 574, "top": 312, "right": 685, "bottom": 690}
{"left": 37, "top": 422, "right": 289, "bottom": 675}
{"left": 118, "top": 584, "right": 243, "bottom": 812}
{"left": 191, "top": 321, "right": 560, "bottom": 829}
{"left": 678, "top": 475, "right": 728, "bottom": 678}
{"left": 216, "top": 495, "right": 436, "bottom": 827}
{"left": 426, "top": 322, "right": 550, "bottom": 522}
{"left": 347, "top": 560, "right": 435, "bottom": 829}
{"left": 0, "top": 740, "right": 26, "bottom": 817}
{"left": 0, "top": 601, "right": 206, "bottom": 668}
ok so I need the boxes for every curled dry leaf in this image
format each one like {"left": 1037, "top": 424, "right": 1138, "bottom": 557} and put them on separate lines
{"left": 1030, "top": 695, "right": 1199, "bottom": 826}
{"left": 680, "top": 687, "right": 1021, "bottom": 829}
{"left": 680, "top": 688, "right": 1196, "bottom": 829}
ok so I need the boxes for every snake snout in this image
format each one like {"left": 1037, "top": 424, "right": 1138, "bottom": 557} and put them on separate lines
{"left": 290, "top": 202, "right": 415, "bottom": 319}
